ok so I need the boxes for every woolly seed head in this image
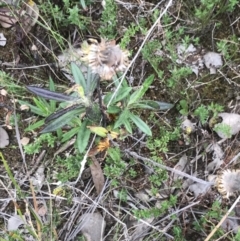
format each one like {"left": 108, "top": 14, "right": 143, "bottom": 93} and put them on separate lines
{"left": 80, "top": 38, "right": 129, "bottom": 80}
{"left": 216, "top": 169, "right": 240, "bottom": 198}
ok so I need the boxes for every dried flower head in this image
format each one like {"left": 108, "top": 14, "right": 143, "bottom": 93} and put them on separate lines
{"left": 216, "top": 169, "right": 240, "bottom": 198}
{"left": 80, "top": 38, "right": 129, "bottom": 80}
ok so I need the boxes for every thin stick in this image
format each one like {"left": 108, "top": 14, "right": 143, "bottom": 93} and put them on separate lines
{"left": 204, "top": 195, "right": 240, "bottom": 241}
{"left": 127, "top": 151, "right": 212, "bottom": 185}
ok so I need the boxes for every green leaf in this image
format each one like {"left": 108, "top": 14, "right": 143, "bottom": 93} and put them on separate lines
{"left": 25, "top": 119, "right": 45, "bottom": 132}
{"left": 115, "top": 87, "right": 132, "bottom": 102}
{"left": 71, "top": 62, "right": 86, "bottom": 91}
{"left": 130, "top": 100, "right": 173, "bottom": 110}
{"left": 40, "top": 108, "right": 81, "bottom": 133}
{"left": 33, "top": 97, "right": 49, "bottom": 113}
{"left": 61, "top": 126, "right": 80, "bottom": 142}
{"left": 129, "top": 113, "right": 152, "bottom": 136}
{"left": 49, "top": 78, "right": 57, "bottom": 110}
{"left": 123, "top": 119, "right": 132, "bottom": 134}
{"left": 19, "top": 100, "right": 48, "bottom": 117}
{"left": 155, "top": 101, "right": 174, "bottom": 110}
{"left": 179, "top": 99, "right": 187, "bottom": 109}
{"left": 130, "top": 100, "right": 160, "bottom": 110}
{"left": 128, "top": 75, "right": 154, "bottom": 106}
{"left": 103, "top": 87, "right": 132, "bottom": 105}
{"left": 114, "top": 109, "right": 130, "bottom": 129}
{"left": 77, "top": 120, "right": 91, "bottom": 153}
{"left": 107, "top": 147, "right": 121, "bottom": 162}
{"left": 103, "top": 92, "right": 112, "bottom": 105}
{"left": 86, "top": 66, "right": 99, "bottom": 96}
{"left": 45, "top": 106, "right": 85, "bottom": 123}
{"left": 87, "top": 126, "right": 108, "bottom": 137}
{"left": 27, "top": 86, "right": 76, "bottom": 102}
{"left": 107, "top": 105, "right": 121, "bottom": 114}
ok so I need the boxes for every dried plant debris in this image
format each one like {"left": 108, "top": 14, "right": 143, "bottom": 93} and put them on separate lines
{"left": 0, "top": 7, "right": 18, "bottom": 28}
{"left": 0, "top": 33, "right": 7, "bottom": 46}
{"left": 221, "top": 217, "right": 239, "bottom": 234}
{"left": 58, "top": 47, "right": 83, "bottom": 68}
{"left": 213, "top": 113, "right": 240, "bottom": 139}
{"left": 203, "top": 52, "right": 223, "bottom": 74}
{"left": 89, "top": 156, "right": 105, "bottom": 195}
{"left": 2, "top": 0, "right": 19, "bottom": 4}
{"left": 206, "top": 143, "right": 224, "bottom": 172}
{"left": 172, "top": 154, "right": 189, "bottom": 180}
{"left": 0, "top": 1, "right": 39, "bottom": 32}
{"left": 189, "top": 182, "right": 211, "bottom": 198}
{"left": 216, "top": 169, "right": 240, "bottom": 198}
{"left": 181, "top": 171, "right": 212, "bottom": 198}
{"left": 30, "top": 165, "right": 45, "bottom": 189}
{"left": 7, "top": 214, "right": 25, "bottom": 231}
{"left": 130, "top": 217, "right": 154, "bottom": 241}
{"left": 58, "top": 38, "right": 129, "bottom": 81}
{"left": 176, "top": 43, "right": 223, "bottom": 75}
{"left": 176, "top": 43, "right": 204, "bottom": 76}
{"left": 0, "top": 126, "right": 9, "bottom": 148}
{"left": 181, "top": 117, "right": 196, "bottom": 135}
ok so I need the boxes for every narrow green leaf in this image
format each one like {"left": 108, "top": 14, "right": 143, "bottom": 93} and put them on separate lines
{"left": 130, "top": 103, "right": 156, "bottom": 109}
{"left": 129, "top": 113, "right": 152, "bottom": 136}
{"left": 155, "top": 101, "right": 174, "bottom": 110}
{"left": 61, "top": 126, "right": 80, "bottom": 142}
{"left": 104, "top": 87, "right": 132, "bottom": 105}
{"left": 71, "top": 62, "right": 86, "bottom": 91}
{"left": 49, "top": 77, "right": 55, "bottom": 91}
{"left": 114, "top": 109, "right": 130, "bottom": 129}
{"left": 128, "top": 75, "right": 154, "bottom": 106}
{"left": 29, "top": 104, "right": 47, "bottom": 116}
{"left": 77, "top": 120, "right": 91, "bottom": 153}
{"left": 49, "top": 78, "right": 56, "bottom": 110}
{"left": 131, "top": 100, "right": 174, "bottom": 110}
{"left": 33, "top": 97, "right": 47, "bottom": 112}
{"left": 114, "top": 87, "right": 132, "bottom": 103}
{"left": 18, "top": 100, "right": 48, "bottom": 117}
{"left": 86, "top": 66, "right": 99, "bottom": 96}
{"left": 25, "top": 119, "right": 45, "bottom": 132}
{"left": 107, "top": 105, "right": 121, "bottom": 114}
{"left": 27, "top": 86, "right": 76, "bottom": 102}
{"left": 103, "top": 92, "right": 112, "bottom": 105}
{"left": 40, "top": 108, "right": 81, "bottom": 133}
{"left": 45, "top": 106, "right": 84, "bottom": 123}
{"left": 123, "top": 119, "right": 132, "bottom": 134}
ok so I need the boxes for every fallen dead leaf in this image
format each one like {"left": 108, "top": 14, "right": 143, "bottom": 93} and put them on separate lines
{"left": 0, "top": 8, "right": 18, "bottom": 28}
{"left": 21, "top": 0, "right": 39, "bottom": 33}
{"left": 0, "top": 89, "right": 8, "bottom": 96}
{"left": 88, "top": 138, "right": 110, "bottom": 156}
{"left": 5, "top": 111, "right": 12, "bottom": 126}
{"left": 20, "top": 137, "right": 30, "bottom": 145}
{"left": 81, "top": 213, "right": 106, "bottom": 241}
{"left": 20, "top": 104, "right": 30, "bottom": 111}
{"left": 0, "top": 33, "right": 6, "bottom": 46}
{"left": 7, "top": 215, "right": 25, "bottom": 231}
{"left": 214, "top": 112, "right": 240, "bottom": 139}
{"left": 0, "top": 126, "right": 9, "bottom": 148}
{"left": 89, "top": 156, "right": 105, "bottom": 195}
{"left": 203, "top": 52, "right": 223, "bottom": 74}
{"left": 37, "top": 205, "right": 47, "bottom": 216}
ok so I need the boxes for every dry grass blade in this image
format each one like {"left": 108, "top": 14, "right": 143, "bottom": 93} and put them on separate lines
{"left": 89, "top": 156, "right": 105, "bottom": 195}
{"left": 204, "top": 195, "right": 240, "bottom": 241}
